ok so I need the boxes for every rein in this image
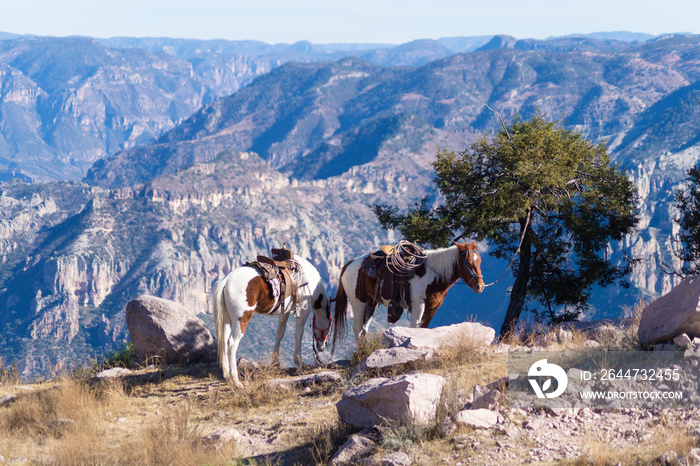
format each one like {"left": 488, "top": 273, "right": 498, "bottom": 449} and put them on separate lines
{"left": 482, "top": 210, "right": 531, "bottom": 288}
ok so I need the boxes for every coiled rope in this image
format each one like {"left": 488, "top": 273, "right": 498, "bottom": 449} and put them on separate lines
{"left": 385, "top": 240, "right": 428, "bottom": 276}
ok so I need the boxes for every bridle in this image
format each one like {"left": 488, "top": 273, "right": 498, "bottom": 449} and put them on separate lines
{"left": 459, "top": 249, "right": 483, "bottom": 289}
{"left": 312, "top": 311, "right": 332, "bottom": 365}
{"left": 428, "top": 248, "right": 483, "bottom": 289}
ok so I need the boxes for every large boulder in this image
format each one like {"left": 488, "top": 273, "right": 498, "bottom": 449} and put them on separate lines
{"left": 382, "top": 322, "right": 495, "bottom": 351}
{"left": 126, "top": 295, "right": 216, "bottom": 364}
{"left": 336, "top": 373, "right": 445, "bottom": 428}
{"left": 638, "top": 276, "right": 700, "bottom": 344}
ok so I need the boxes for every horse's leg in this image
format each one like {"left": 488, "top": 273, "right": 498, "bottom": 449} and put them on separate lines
{"left": 410, "top": 302, "right": 427, "bottom": 328}
{"left": 223, "top": 290, "right": 252, "bottom": 389}
{"left": 226, "top": 329, "right": 244, "bottom": 389}
{"left": 293, "top": 303, "right": 311, "bottom": 369}
{"left": 220, "top": 320, "right": 233, "bottom": 379}
{"left": 352, "top": 299, "right": 376, "bottom": 341}
{"left": 272, "top": 309, "right": 290, "bottom": 366}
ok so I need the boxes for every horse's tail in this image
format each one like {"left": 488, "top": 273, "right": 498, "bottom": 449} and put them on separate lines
{"left": 212, "top": 276, "right": 230, "bottom": 378}
{"left": 331, "top": 262, "right": 350, "bottom": 353}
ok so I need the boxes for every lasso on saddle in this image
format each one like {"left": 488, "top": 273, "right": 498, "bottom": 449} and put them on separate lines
{"left": 246, "top": 247, "right": 305, "bottom": 317}
{"left": 360, "top": 241, "right": 427, "bottom": 324}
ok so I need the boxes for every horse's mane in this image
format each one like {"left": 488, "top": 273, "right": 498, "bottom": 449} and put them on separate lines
{"left": 424, "top": 245, "right": 458, "bottom": 278}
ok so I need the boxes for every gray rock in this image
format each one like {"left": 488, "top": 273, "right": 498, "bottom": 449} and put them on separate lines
{"left": 471, "top": 388, "right": 504, "bottom": 410}
{"left": 454, "top": 408, "right": 503, "bottom": 429}
{"left": 674, "top": 333, "right": 692, "bottom": 348}
{"left": 687, "top": 448, "right": 700, "bottom": 466}
{"left": 437, "top": 417, "right": 457, "bottom": 438}
{"left": 125, "top": 295, "right": 216, "bottom": 365}
{"left": 638, "top": 276, "right": 700, "bottom": 343}
{"left": 354, "top": 347, "right": 433, "bottom": 376}
{"left": 337, "top": 373, "right": 446, "bottom": 428}
{"left": 0, "top": 394, "right": 17, "bottom": 407}
{"left": 329, "top": 428, "right": 377, "bottom": 466}
{"left": 237, "top": 356, "right": 261, "bottom": 372}
{"left": 381, "top": 322, "right": 495, "bottom": 350}
{"left": 266, "top": 371, "right": 342, "bottom": 390}
{"left": 95, "top": 367, "right": 133, "bottom": 378}
{"left": 380, "top": 451, "right": 411, "bottom": 466}
{"left": 654, "top": 342, "right": 675, "bottom": 351}
{"left": 486, "top": 373, "right": 519, "bottom": 391}
{"left": 203, "top": 428, "right": 247, "bottom": 447}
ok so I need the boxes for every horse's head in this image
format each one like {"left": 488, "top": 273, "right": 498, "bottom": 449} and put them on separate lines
{"left": 456, "top": 242, "right": 485, "bottom": 294}
{"left": 312, "top": 290, "right": 332, "bottom": 353}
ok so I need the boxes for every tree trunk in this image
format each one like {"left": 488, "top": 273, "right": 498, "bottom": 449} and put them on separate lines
{"left": 498, "top": 217, "right": 532, "bottom": 340}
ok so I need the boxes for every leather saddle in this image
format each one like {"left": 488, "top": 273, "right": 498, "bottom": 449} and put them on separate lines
{"left": 361, "top": 244, "right": 417, "bottom": 324}
{"left": 253, "top": 248, "right": 302, "bottom": 314}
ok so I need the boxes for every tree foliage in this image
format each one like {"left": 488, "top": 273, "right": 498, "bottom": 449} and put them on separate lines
{"left": 375, "top": 114, "right": 638, "bottom": 338}
{"left": 672, "top": 164, "right": 700, "bottom": 276}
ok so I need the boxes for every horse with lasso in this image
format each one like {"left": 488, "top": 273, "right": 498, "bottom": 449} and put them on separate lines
{"left": 331, "top": 241, "right": 485, "bottom": 347}
{"left": 212, "top": 250, "right": 332, "bottom": 388}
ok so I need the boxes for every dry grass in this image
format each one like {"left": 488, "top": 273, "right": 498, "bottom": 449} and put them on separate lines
{"left": 0, "top": 359, "right": 344, "bottom": 465}
{"left": 349, "top": 332, "right": 389, "bottom": 369}
{"left": 5, "top": 305, "right": 692, "bottom": 465}
{"left": 299, "top": 417, "right": 358, "bottom": 465}
{"left": 0, "top": 358, "right": 21, "bottom": 396}
{"left": 571, "top": 422, "right": 698, "bottom": 465}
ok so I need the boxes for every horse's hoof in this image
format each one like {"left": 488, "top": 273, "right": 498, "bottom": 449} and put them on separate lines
{"left": 230, "top": 379, "right": 244, "bottom": 389}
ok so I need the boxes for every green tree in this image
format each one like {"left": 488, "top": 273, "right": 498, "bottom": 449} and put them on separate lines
{"left": 672, "top": 163, "right": 700, "bottom": 276}
{"left": 374, "top": 114, "right": 638, "bottom": 339}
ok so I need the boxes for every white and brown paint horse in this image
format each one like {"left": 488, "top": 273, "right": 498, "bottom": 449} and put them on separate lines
{"left": 213, "top": 256, "right": 332, "bottom": 388}
{"left": 332, "top": 242, "right": 485, "bottom": 346}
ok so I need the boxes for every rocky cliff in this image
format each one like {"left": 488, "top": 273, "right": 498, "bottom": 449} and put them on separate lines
{"left": 0, "top": 151, "right": 408, "bottom": 376}
{"left": 3, "top": 34, "right": 700, "bottom": 377}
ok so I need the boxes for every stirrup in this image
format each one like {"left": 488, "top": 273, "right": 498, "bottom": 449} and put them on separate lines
{"left": 293, "top": 303, "right": 301, "bottom": 319}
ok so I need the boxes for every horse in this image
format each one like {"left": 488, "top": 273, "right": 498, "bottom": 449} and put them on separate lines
{"left": 331, "top": 241, "right": 485, "bottom": 347}
{"left": 212, "top": 255, "right": 332, "bottom": 388}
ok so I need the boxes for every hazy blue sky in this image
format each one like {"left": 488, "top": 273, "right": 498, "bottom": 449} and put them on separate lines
{"left": 1, "top": 0, "right": 697, "bottom": 44}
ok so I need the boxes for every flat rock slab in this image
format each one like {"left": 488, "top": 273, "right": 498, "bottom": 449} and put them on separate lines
{"left": 638, "top": 276, "right": 700, "bottom": 343}
{"left": 337, "top": 372, "right": 445, "bottom": 428}
{"left": 95, "top": 367, "right": 133, "bottom": 379}
{"left": 354, "top": 347, "right": 433, "bottom": 375}
{"left": 455, "top": 408, "right": 503, "bottom": 429}
{"left": 266, "top": 371, "right": 342, "bottom": 390}
{"left": 382, "top": 322, "right": 495, "bottom": 350}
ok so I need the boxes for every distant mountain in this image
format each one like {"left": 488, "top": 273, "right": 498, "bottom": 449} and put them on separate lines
{"left": 558, "top": 31, "right": 656, "bottom": 42}
{"left": 437, "top": 36, "right": 494, "bottom": 53}
{"left": 358, "top": 39, "right": 454, "bottom": 66}
{"left": 83, "top": 34, "right": 700, "bottom": 314}
{"left": 1, "top": 31, "right": 675, "bottom": 184}
{"left": 0, "top": 34, "right": 496, "bottom": 183}
{"left": 0, "top": 37, "right": 228, "bottom": 181}
{"left": 87, "top": 35, "right": 700, "bottom": 190}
